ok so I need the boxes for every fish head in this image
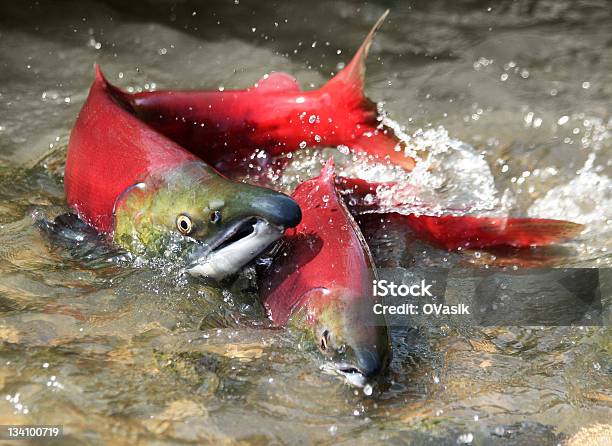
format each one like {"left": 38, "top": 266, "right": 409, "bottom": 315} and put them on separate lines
{"left": 292, "top": 286, "right": 391, "bottom": 387}
{"left": 113, "top": 161, "right": 301, "bottom": 279}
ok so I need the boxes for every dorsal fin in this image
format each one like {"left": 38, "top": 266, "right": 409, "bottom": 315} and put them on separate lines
{"left": 93, "top": 64, "right": 136, "bottom": 113}
{"left": 255, "top": 72, "right": 301, "bottom": 93}
{"left": 94, "top": 64, "right": 113, "bottom": 92}
{"left": 319, "top": 158, "right": 336, "bottom": 182}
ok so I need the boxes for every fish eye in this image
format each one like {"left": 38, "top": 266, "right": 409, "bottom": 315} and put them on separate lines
{"left": 320, "top": 330, "right": 330, "bottom": 352}
{"left": 210, "top": 210, "right": 222, "bottom": 224}
{"left": 176, "top": 214, "right": 193, "bottom": 235}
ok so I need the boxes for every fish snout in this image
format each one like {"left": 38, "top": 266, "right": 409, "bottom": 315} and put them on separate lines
{"left": 332, "top": 347, "right": 385, "bottom": 388}
{"left": 250, "top": 193, "right": 301, "bottom": 229}
{"left": 321, "top": 327, "right": 390, "bottom": 386}
{"left": 352, "top": 346, "right": 387, "bottom": 378}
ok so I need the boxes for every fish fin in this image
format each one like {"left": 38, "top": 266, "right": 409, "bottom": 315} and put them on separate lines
{"left": 94, "top": 63, "right": 106, "bottom": 83}
{"left": 403, "top": 214, "right": 584, "bottom": 250}
{"left": 255, "top": 72, "right": 301, "bottom": 93}
{"left": 35, "top": 212, "right": 127, "bottom": 264}
{"left": 319, "top": 158, "right": 336, "bottom": 182}
{"left": 93, "top": 64, "right": 136, "bottom": 113}
{"left": 321, "top": 11, "right": 415, "bottom": 171}
{"left": 324, "top": 10, "right": 389, "bottom": 100}
{"left": 35, "top": 212, "right": 101, "bottom": 243}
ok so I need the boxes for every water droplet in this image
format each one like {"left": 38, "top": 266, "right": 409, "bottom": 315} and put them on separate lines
{"left": 593, "top": 362, "right": 601, "bottom": 370}
{"left": 363, "top": 384, "right": 373, "bottom": 396}
{"left": 337, "top": 144, "right": 350, "bottom": 155}
{"left": 457, "top": 433, "right": 473, "bottom": 444}
{"left": 558, "top": 115, "right": 569, "bottom": 125}
{"left": 299, "top": 141, "right": 307, "bottom": 149}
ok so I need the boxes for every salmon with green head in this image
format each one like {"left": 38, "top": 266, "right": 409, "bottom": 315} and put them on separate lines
{"left": 64, "top": 66, "right": 301, "bottom": 280}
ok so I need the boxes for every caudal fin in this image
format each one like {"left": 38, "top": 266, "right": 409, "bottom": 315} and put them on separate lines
{"left": 401, "top": 214, "right": 584, "bottom": 250}
{"left": 321, "top": 12, "right": 416, "bottom": 171}
{"left": 324, "top": 10, "right": 389, "bottom": 101}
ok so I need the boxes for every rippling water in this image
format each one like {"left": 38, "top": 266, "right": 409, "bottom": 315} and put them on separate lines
{"left": 0, "top": 1, "right": 610, "bottom": 444}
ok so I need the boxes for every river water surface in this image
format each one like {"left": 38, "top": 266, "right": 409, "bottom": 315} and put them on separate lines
{"left": 0, "top": 1, "right": 610, "bottom": 444}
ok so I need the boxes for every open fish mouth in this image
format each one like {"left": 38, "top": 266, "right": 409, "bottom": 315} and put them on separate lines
{"left": 320, "top": 362, "right": 369, "bottom": 388}
{"left": 186, "top": 217, "right": 284, "bottom": 280}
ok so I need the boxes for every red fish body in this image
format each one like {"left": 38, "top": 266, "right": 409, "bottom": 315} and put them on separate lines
{"left": 108, "top": 11, "right": 415, "bottom": 172}
{"left": 260, "top": 160, "right": 391, "bottom": 380}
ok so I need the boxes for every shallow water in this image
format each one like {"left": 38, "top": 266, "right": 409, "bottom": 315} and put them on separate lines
{"left": 0, "top": 0, "right": 610, "bottom": 444}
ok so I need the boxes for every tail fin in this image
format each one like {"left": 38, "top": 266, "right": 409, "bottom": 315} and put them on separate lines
{"left": 402, "top": 214, "right": 584, "bottom": 250}
{"left": 324, "top": 10, "right": 389, "bottom": 102}
{"left": 322, "top": 11, "right": 416, "bottom": 171}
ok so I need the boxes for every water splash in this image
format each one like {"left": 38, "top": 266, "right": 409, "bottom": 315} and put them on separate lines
{"left": 528, "top": 172, "right": 612, "bottom": 229}
{"left": 269, "top": 113, "right": 502, "bottom": 217}
{"left": 374, "top": 114, "right": 501, "bottom": 216}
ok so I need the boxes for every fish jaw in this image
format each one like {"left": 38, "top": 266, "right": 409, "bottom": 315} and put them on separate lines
{"left": 112, "top": 161, "right": 300, "bottom": 279}
{"left": 186, "top": 218, "right": 284, "bottom": 280}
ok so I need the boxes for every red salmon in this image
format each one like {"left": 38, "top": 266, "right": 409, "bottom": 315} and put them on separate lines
{"left": 104, "top": 11, "right": 415, "bottom": 172}
{"left": 260, "top": 160, "right": 391, "bottom": 384}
